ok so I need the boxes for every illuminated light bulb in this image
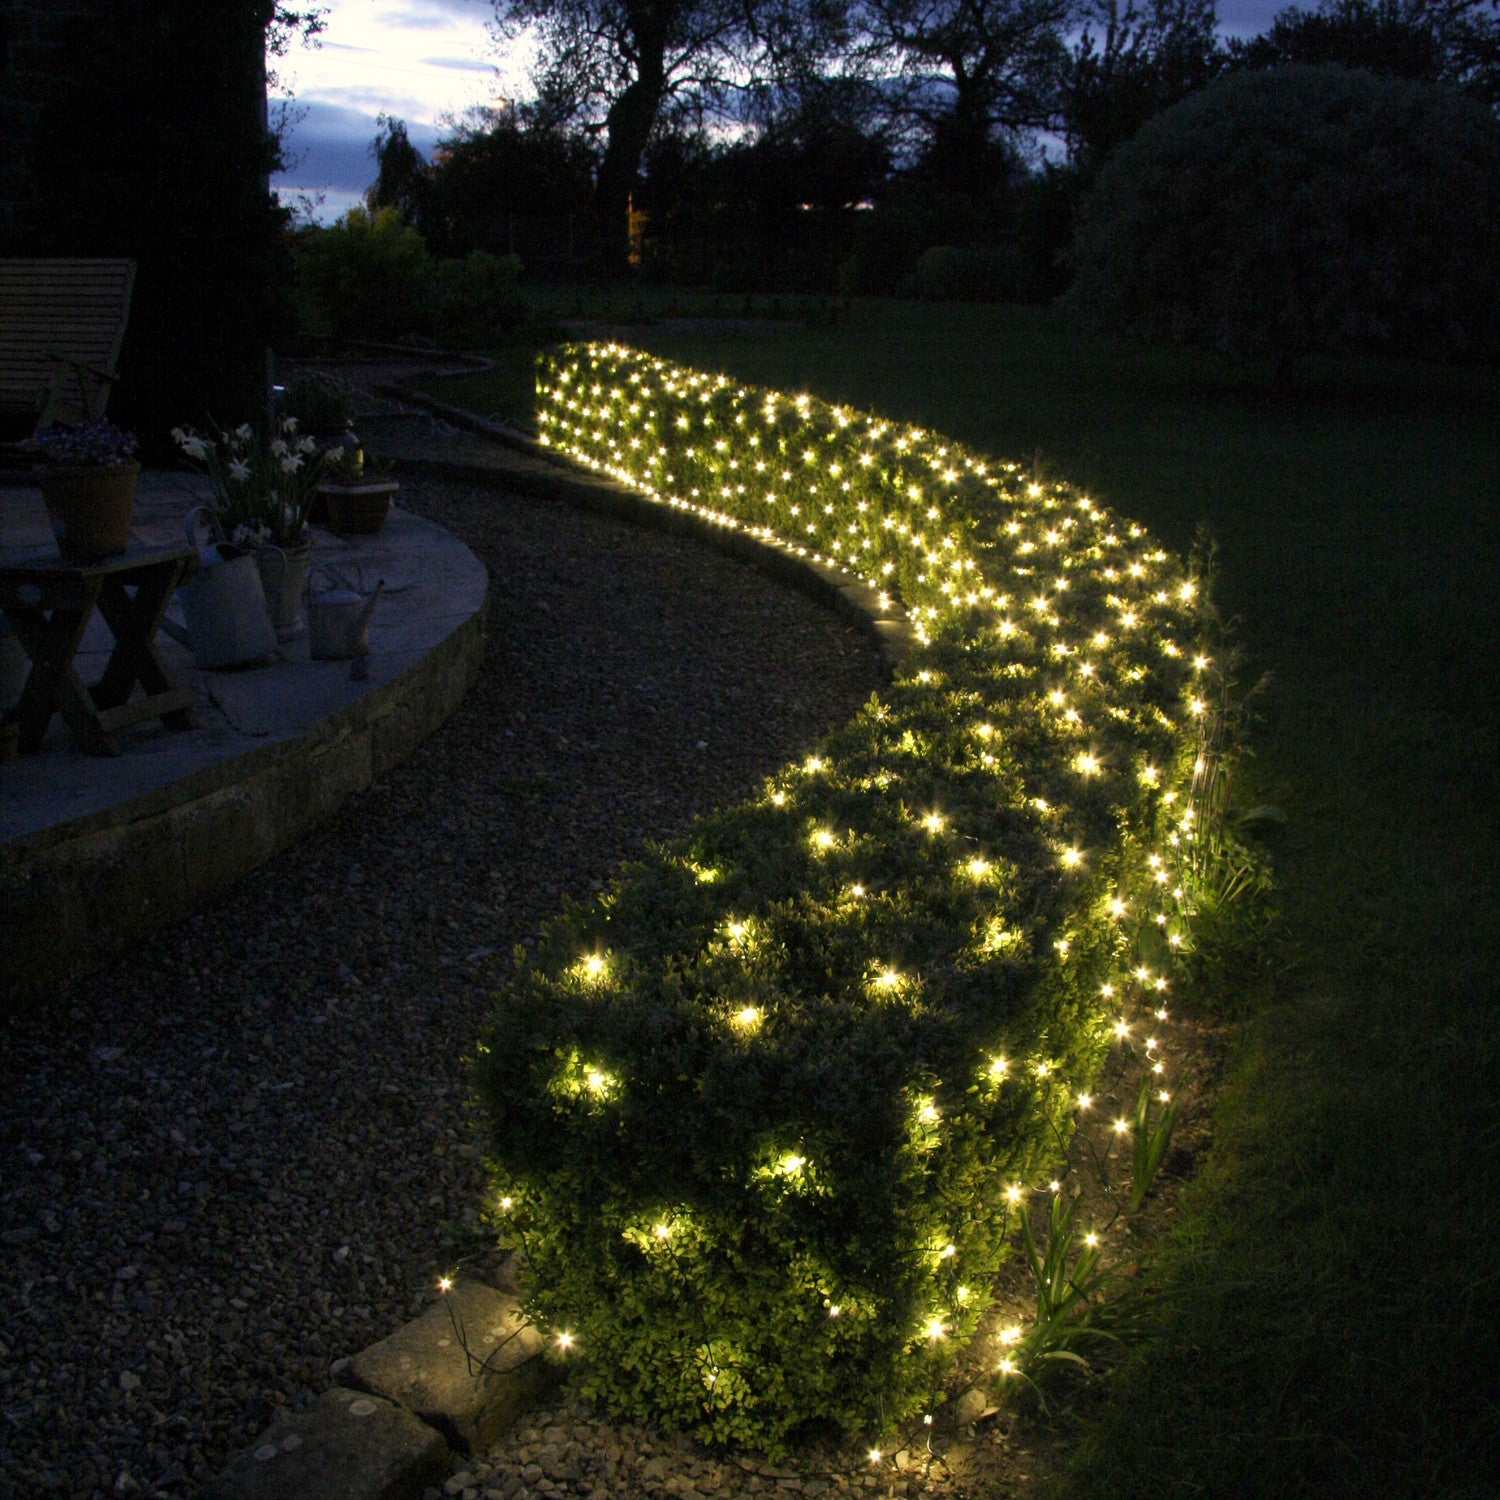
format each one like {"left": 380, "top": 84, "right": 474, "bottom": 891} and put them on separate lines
{"left": 849, "top": 883, "right": 866, "bottom": 898}
{"left": 1076, "top": 753, "right": 1100, "bottom": 776}
{"left": 1189, "top": 697, "right": 1206, "bottom": 716}
{"left": 1049, "top": 1179, "right": 1061, "bottom": 1193}
{"left": 770, "top": 791, "right": 786, "bottom": 807}
{"left": 1100, "top": 982, "right": 1115, "bottom": 998}
{"left": 1152, "top": 1061, "right": 1165, "bottom": 1075}
{"left": 940, "top": 1242, "right": 957, "bottom": 1258}
{"left": 1156, "top": 977, "right": 1169, "bottom": 991}
{"left": 557, "top": 1331, "right": 574, "bottom": 1350}
{"left": 1169, "top": 933, "right": 1182, "bottom": 948}
{"left": 734, "top": 1005, "right": 760, "bottom": 1029}
{"left": 1078, "top": 1092, "right": 1092, "bottom": 1110}
{"left": 999, "top": 1324, "right": 1022, "bottom": 1346}
{"left": 811, "top": 828, "right": 835, "bottom": 850}
{"left": 868, "top": 1450, "right": 883, "bottom": 1465}
{"left": 585, "top": 1068, "right": 608, "bottom": 1093}
{"left": 1155, "top": 1007, "right": 1169, "bottom": 1021}
{"left": 925, "top": 1318, "right": 946, "bottom": 1340}
{"left": 1035, "top": 1060, "right": 1051, "bottom": 1078}
{"left": 1179, "top": 581, "right": 1196, "bottom": 601}
{"left": 695, "top": 866, "right": 718, "bottom": 884}
{"left": 919, "top": 1102, "right": 940, "bottom": 1123}
{"left": 967, "top": 857, "right": 990, "bottom": 879}
{"left": 582, "top": 954, "right": 606, "bottom": 979}
{"left": 1114, "top": 1019, "right": 1130, "bottom": 1039}
{"left": 1093, "top": 631, "right": 1110, "bottom": 647}
{"left": 923, "top": 812, "right": 945, "bottom": 833}
{"left": 1121, "top": 611, "right": 1137, "bottom": 628}
{"left": 780, "top": 1153, "right": 806, "bottom": 1174}
{"left": 1135, "top": 965, "right": 1152, "bottom": 982}
{"left": 1155, "top": 912, "right": 1168, "bottom": 926}
{"left": 438, "top": 1276, "right": 453, "bottom": 1294}
{"left": 1005, "top": 1183, "right": 1023, "bottom": 1205}
{"left": 804, "top": 756, "right": 825, "bottom": 774}
{"left": 655, "top": 1222, "right": 671, "bottom": 1239}
{"left": 1193, "top": 654, "right": 1209, "bottom": 671}
{"left": 875, "top": 968, "right": 901, "bottom": 990}
{"left": 1061, "top": 847, "right": 1083, "bottom": 868}
{"left": 1113, "top": 1118, "right": 1130, "bottom": 1135}
{"left": 1109, "top": 898, "right": 1127, "bottom": 917}
{"left": 1158, "top": 1090, "right": 1171, "bottom": 1104}
{"left": 1145, "top": 1037, "right": 1158, "bottom": 1052}
{"left": 956, "top": 1285, "right": 970, "bottom": 1303}
{"left": 499, "top": 1196, "right": 513, "bottom": 1211}
{"left": 727, "top": 921, "right": 745, "bottom": 941}
{"left": 998, "top": 1357, "right": 1018, "bottom": 1377}
{"left": 1084, "top": 1232, "right": 1100, "bottom": 1249}
{"left": 989, "top": 1056, "right": 1008, "bottom": 1079}
{"left": 1055, "top": 938, "right": 1071, "bottom": 956}
{"left": 829, "top": 1304, "right": 842, "bottom": 1317}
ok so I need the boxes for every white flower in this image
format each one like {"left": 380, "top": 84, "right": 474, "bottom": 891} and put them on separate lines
{"left": 231, "top": 520, "right": 271, "bottom": 549}
{"left": 171, "top": 426, "right": 187, "bottom": 445}
{"left": 228, "top": 459, "right": 252, "bottom": 482}
{"left": 270, "top": 438, "right": 290, "bottom": 459}
{"left": 182, "top": 435, "right": 209, "bottom": 461}
{"left": 279, "top": 454, "right": 303, "bottom": 473}
{"left": 297, "top": 436, "right": 318, "bottom": 455}
{"left": 234, "top": 423, "right": 254, "bottom": 442}
{"left": 281, "top": 416, "right": 299, "bottom": 434}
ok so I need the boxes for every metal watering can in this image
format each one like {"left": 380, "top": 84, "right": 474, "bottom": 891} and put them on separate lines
{"left": 306, "top": 570, "right": 383, "bottom": 663}
{"left": 159, "top": 506, "right": 277, "bottom": 669}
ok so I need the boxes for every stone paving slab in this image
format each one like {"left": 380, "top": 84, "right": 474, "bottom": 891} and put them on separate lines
{"left": 344, "top": 1280, "right": 557, "bottom": 1454}
{"left": 205, "top": 1386, "right": 449, "bottom": 1500}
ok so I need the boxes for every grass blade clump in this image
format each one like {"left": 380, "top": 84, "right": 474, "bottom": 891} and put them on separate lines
{"left": 473, "top": 344, "right": 1207, "bottom": 1451}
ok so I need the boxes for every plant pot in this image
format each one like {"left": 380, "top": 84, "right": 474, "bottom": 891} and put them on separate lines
{"left": 36, "top": 460, "right": 140, "bottom": 559}
{"left": 320, "top": 478, "right": 398, "bottom": 535}
{"left": 255, "top": 538, "right": 312, "bottom": 639}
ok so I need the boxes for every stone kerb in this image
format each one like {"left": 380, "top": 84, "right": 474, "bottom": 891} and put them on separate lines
{"left": 210, "top": 1281, "right": 561, "bottom": 1500}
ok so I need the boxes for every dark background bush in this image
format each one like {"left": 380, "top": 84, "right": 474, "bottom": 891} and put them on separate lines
{"left": 1063, "top": 64, "right": 1500, "bottom": 373}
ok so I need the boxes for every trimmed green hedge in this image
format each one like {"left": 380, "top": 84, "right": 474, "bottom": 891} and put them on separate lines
{"left": 473, "top": 344, "right": 1203, "bottom": 1450}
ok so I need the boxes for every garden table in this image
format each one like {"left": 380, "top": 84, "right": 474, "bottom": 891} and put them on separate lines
{"left": 0, "top": 543, "right": 196, "bottom": 754}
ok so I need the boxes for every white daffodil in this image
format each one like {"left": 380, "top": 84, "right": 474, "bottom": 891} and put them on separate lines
{"left": 181, "top": 435, "right": 209, "bottom": 460}
{"left": 234, "top": 423, "right": 254, "bottom": 442}
{"left": 270, "top": 438, "right": 290, "bottom": 459}
{"left": 228, "top": 459, "right": 251, "bottom": 482}
{"left": 297, "top": 436, "right": 318, "bottom": 455}
{"left": 281, "top": 416, "right": 299, "bottom": 434}
{"left": 279, "top": 454, "right": 303, "bottom": 474}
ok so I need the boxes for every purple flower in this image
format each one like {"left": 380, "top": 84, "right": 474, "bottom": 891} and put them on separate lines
{"left": 35, "top": 419, "right": 139, "bottom": 467}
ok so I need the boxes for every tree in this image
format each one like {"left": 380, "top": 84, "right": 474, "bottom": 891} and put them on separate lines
{"left": 1230, "top": 0, "right": 1500, "bottom": 105}
{"left": 1063, "top": 0, "right": 1224, "bottom": 172}
{"left": 490, "top": 0, "right": 838, "bottom": 266}
{"left": 368, "top": 115, "right": 434, "bottom": 228}
{"left": 1064, "top": 64, "right": 1500, "bottom": 377}
{"left": 863, "top": 0, "right": 1072, "bottom": 189}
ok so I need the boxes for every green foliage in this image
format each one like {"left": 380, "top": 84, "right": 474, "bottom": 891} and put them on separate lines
{"left": 473, "top": 344, "right": 1208, "bottom": 1451}
{"left": 1065, "top": 65, "right": 1500, "bottom": 369}
{"left": 294, "top": 206, "right": 438, "bottom": 341}
{"left": 1015, "top": 1191, "right": 1117, "bottom": 1378}
{"left": 280, "top": 371, "right": 351, "bottom": 436}
{"left": 899, "top": 245, "right": 1017, "bottom": 303}
{"left": 1128, "top": 1075, "right": 1178, "bottom": 1211}
{"left": 293, "top": 211, "right": 528, "bottom": 346}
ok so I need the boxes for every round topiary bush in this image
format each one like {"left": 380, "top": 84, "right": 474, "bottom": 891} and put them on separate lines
{"left": 1064, "top": 65, "right": 1500, "bottom": 369}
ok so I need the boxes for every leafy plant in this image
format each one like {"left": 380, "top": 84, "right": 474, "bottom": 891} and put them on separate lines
{"left": 474, "top": 344, "right": 1209, "bottom": 1453}
{"left": 1128, "top": 1076, "right": 1179, "bottom": 1212}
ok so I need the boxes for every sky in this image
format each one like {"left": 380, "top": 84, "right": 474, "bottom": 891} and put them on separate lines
{"left": 272, "top": 0, "right": 1289, "bottom": 223}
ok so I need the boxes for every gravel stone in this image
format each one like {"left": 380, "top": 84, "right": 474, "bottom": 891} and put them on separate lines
{"left": 0, "top": 472, "right": 883, "bottom": 1498}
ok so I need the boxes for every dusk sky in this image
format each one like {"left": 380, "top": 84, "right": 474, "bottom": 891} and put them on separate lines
{"left": 272, "top": 0, "right": 1290, "bottom": 222}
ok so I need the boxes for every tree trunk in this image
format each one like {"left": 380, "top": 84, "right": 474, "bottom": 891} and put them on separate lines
{"left": 593, "top": 51, "right": 666, "bottom": 273}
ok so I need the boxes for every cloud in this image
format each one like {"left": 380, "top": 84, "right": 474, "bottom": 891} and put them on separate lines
{"left": 274, "top": 99, "right": 439, "bottom": 196}
{"left": 374, "top": 0, "right": 493, "bottom": 31}
{"left": 420, "top": 54, "right": 496, "bottom": 72}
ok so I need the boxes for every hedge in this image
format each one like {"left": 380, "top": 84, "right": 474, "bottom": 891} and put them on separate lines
{"left": 472, "top": 344, "right": 1205, "bottom": 1451}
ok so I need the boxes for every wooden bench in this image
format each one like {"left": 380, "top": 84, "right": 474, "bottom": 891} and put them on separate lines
{"left": 0, "top": 257, "right": 136, "bottom": 442}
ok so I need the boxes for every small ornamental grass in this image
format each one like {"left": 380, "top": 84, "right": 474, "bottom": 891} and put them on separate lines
{"left": 172, "top": 417, "right": 327, "bottom": 550}
{"left": 473, "top": 344, "right": 1210, "bottom": 1452}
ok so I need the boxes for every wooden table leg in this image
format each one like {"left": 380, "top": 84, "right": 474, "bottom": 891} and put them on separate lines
{"left": 4, "top": 583, "right": 115, "bottom": 754}
{"left": 93, "top": 557, "right": 194, "bottom": 730}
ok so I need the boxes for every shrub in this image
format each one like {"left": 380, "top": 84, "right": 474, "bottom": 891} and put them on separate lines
{"left": 294, "top": 206, "right": 437, "bottom": 341}
{"left": 899, "top": 244, "right": 1016, "bottom": 303}
{"left": 474, "top": 345, "right": 1208, "bottom": 1452}
{"left": 435, "top": 250, "right": 526, "bottom": 343}
{"left": 1064, "top": 65, "right": 1500, "bottom": 368}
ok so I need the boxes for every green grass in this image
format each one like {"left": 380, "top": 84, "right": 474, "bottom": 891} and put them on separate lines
{"left": 424, "top": 299, "right": 1500, "bottom": 1494}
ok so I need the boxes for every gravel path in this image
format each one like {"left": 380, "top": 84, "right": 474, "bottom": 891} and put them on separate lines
{"left": 0, "top": 473, "right": 885, "bottom": 1500}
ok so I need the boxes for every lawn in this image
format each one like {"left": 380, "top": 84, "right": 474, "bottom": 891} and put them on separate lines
{"left": 419, "top": 299, "right": 1500, "bottom": 1495}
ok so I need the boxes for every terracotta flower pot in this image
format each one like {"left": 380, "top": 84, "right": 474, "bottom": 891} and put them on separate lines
{"left": 320, "top": 478, "right": 398, "bottom": 535}
{"left": 36, "top": 461, "right": 140, "bottom": 559}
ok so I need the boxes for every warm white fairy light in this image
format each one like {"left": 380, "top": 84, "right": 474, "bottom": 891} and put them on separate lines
{"left": 529, "top": 344, "right": 1216, "bottom": 1440}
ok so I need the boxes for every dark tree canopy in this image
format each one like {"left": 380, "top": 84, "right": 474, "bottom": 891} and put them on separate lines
{"left": 1065, "top": 63, "right": 1500, "bottom": 371}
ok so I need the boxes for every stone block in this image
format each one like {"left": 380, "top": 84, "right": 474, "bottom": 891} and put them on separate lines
{"left": 206, "top": 1387, "right": 448, "bottom": 1500}
{"left": 344, "top": 1281, "right": 556, "bottom": 1454}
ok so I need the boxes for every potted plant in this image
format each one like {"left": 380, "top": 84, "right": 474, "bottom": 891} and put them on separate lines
{"left": 172, "top": 418, "right": 328, "bottom": 639}
{"left": 318, "top": 447, "right": 399, "bottom": 535}
{"left": 33, "top": 419, "right": 141, "bottom": 559}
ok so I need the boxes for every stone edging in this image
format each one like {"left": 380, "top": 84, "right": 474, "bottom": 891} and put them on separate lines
{"left": 207, "top": 1278, "right": 561, "bottom": 1500}
{"left": 375, "top": 384, "right": 918, "bottom": 678}
{"left": 0, "top": 590, "right": 487, "bottom": 1009}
